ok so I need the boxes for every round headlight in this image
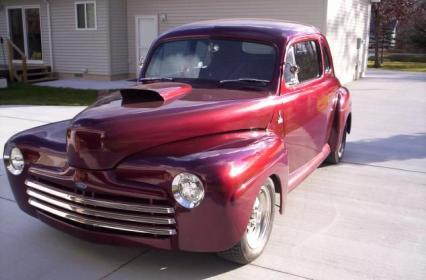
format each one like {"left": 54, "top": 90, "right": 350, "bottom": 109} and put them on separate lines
{"left": 172, "top": 172, "right": 205, "bottom": 208}
{"left": 5, "top": 147, "right": 24, "bottom": 175}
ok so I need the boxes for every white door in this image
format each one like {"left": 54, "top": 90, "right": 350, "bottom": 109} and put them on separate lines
{"left": 135, "top": 15, "right": 158, "bottom": 75}
{"left": 7, "top": 6, "right": 43, "bottom": 63}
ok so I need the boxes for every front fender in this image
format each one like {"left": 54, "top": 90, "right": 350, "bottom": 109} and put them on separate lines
{"left": 117, "top": 130, "right": 288, "bottom": 251}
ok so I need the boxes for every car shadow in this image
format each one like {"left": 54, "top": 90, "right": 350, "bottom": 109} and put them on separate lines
{"left": 344, "top": 133, "right": 426, "bottom": 164}
{"left": 16, "top": 224, "right": 241, "bottom": 279}
{"left": 319, "top": 133, "right": 426, "bottom": 168}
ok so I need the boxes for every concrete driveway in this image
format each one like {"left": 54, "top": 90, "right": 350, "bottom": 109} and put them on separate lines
{"left": 0, "top": 69, "right": 425, "bottom": 280}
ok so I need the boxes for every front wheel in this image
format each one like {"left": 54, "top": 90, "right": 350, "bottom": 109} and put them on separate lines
{"left": 217, "top": 177, "right": 275, "bottom": 264}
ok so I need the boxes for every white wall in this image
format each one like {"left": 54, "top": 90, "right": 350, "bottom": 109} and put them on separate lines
{"left": 326, "top": 0, "right": 371, "bottom": 84}
{"left": 109, "top": 0, "right": 128, "bottom": 76}
{"left": 127, "top": 0, "right": 328, "bottom": 75}
{"left": 50, "top": 0, "right": 110, "bottom": 76}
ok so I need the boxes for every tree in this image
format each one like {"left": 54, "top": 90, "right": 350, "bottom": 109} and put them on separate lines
{"left": 371, "top": 0, "right": 416, "bottom": 68}
{"left": 397, "top": 0, "right": 426, "bottom": 51}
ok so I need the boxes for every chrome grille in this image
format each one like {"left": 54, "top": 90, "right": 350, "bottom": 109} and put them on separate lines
{"left": 25, "top": 179, "right": 176, "bottom": 236}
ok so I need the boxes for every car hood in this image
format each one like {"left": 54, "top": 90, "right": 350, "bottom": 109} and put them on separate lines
{"left": 67, "top": 82, "right": 279, "bottom": 169}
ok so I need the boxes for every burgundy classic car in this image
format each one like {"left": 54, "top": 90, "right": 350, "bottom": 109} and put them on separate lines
{"left": 3, "top": 19, "right": 351, "bottom": 264}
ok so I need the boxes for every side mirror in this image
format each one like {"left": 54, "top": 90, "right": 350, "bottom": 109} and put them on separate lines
{"left": 289, "top": 64, "right": 300, "bottom": 74}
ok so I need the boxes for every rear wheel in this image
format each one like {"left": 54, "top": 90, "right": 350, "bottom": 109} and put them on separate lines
{"left": 327, "top": 125, "right": 347, "bottom": 164}
{"left": 217, "top": 177, "right": 275, "bottom": 264}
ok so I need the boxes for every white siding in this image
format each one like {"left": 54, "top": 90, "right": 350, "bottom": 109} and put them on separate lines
{"left": 127, "top": 0, "right": 328, "bottom": 75}
{"left": 109, "top": 0, "right": 128, "bottom": 76}
{"left": 0, "top": 0, "right": 51, "bottom": 67}
{"left": 0, "top": 6, "right": 7, "bottom": 66}
{"left": 326, "top": 0, "right": 371, "bottom": 84}
{"left": 50, "top": 0, "right": 110, "bottom": 76}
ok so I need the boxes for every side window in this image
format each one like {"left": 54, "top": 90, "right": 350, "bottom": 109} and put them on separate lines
{"left": 284, "top": 40, "right": 322, "bottom": 85}
{"left": 323, "top": 46, "right": 331, "bottom": 72}
{"left": 294, "top": 41, "right": 321, "bottom": 82}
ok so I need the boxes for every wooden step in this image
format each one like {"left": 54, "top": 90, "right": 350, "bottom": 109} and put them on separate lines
{"left": 28, "top": 76, "right": 58, "bottom": 84}
{"left": 27, "top": 72, "right": 50, "bottom": 78}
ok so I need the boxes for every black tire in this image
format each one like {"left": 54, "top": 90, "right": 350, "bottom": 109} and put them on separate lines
{"left": 327, "top": 125, "right": 347, "bottom": 164}
{"left": 217, "top": 177, "right": 275, "bottom": 264}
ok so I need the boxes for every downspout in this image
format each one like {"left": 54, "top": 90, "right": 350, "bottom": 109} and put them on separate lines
{"left": 45, "top": 0, "right": 54, "bottom": 71}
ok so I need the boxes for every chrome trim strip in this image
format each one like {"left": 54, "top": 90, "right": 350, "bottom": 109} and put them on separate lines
{"left": 27, "top": 189, "right": 175, "bottom": 225}
{"left": 29, "top": 198, "right": 176, "bottom": 235}
{"left": 25, "top": 179, "right": 174, "bottom": 214}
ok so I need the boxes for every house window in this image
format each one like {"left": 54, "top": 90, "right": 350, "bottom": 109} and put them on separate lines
{"left": 75, "top": 1, "right": 96, "bottom": 30}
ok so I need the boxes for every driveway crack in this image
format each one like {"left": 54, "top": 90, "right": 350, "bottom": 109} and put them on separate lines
{"left": 340, "top": 161, "right": 426, "bottom": 174}
{"left": 249, "top": 263, "right": 315, "bottom": 280}
{"left": 98, "top": 249, "right": 151, "bottom": 280}
{"left": 0, "top": 115, "right": 49, "bottom": 124}
{"left": 0, "top": 196, "right": 16, "bottom": 203}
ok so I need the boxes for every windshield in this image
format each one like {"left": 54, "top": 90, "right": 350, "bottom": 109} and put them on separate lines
{"left": 144, "top": 39, "right": 277, "bottom": 86}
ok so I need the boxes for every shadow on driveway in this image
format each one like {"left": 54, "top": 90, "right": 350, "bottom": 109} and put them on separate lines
{"left": 345, "top": 133, "right": 426, "bottom": 164}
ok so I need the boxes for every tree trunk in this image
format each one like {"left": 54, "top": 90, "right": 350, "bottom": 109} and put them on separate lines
{"left": 381, "top": 36, "right": 385, "bottom": 64}
{"left": 374, "top": 5, "right": 381, "bottom": 68}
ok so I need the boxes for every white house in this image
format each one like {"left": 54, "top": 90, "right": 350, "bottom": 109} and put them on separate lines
{"left": 0, "top": 0, "right": 372, "bottom": 84}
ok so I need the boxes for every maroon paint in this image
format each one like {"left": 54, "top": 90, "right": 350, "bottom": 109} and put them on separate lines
{"left": 4, "top": 20, "right": 351, "bottom": 252}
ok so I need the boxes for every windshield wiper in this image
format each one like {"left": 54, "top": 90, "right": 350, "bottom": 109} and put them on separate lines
{"left": 139, "top": 77, "right": 174, "bottom": 82}
{"left": 219, "top": 78, "right": 270, "bottom": 85}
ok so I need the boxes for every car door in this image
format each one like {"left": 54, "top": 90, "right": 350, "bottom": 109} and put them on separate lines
{"left": 280, "top": 37, "right": 337, "bottom": 174}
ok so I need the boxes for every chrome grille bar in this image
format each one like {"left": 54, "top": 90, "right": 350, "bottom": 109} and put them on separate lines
{"left": 29, "top": 199, "right": 176, "bottom": 236}
{"left": 27, "top": 188, "right": 175, "bottom": 225}
{"left": 25, "top": 179, "right": 174, "bottom": 214}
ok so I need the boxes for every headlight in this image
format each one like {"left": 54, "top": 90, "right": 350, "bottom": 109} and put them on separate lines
{"left": 172, "top": 172, "right": 205, "bottom": 208}
{"left": 4, "top": 147, "right": 24, "bottom": 175}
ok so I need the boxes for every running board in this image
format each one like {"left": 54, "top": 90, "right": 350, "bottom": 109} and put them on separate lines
{"left": 288, "top": 144, "right": 330, "bottom": 192}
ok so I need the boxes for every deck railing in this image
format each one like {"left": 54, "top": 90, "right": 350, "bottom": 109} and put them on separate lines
{"left": 6, "top": 38, "right": 27, "bottom": 83}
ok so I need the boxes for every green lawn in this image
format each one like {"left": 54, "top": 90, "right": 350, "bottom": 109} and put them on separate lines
{"left": 368, "top": 60, "right": 426, "bottom": 72}
{"left": 0, "top": 83, "right": 98, "bottom": 106}
{"left": 368, "top": 53, "right": 426, "bottom": 73}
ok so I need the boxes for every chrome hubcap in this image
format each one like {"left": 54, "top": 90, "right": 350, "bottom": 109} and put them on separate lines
{"left": 246, "top": 184, "right": 272, "bottom": 249}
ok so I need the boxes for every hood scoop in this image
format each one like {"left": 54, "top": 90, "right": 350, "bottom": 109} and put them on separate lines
{"left": 120, "top": 82, "right": 192, "bottom": 105}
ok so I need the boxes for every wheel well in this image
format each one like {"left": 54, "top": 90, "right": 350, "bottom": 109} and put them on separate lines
{"left": 346, "top": 113, "right": 352, "bottom": 134}
{"left": 270, "top": 174, "right": 284, "bottom": 214}
{"left": 270, "top": 174, "right": 281, "bottom": 194}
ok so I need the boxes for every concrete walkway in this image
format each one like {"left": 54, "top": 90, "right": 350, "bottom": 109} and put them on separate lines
{"left": 34, "top": 79, "right": 136, "bottom": 90}
{"left": 0, "top": 69, "right": 425, "bottom": 280}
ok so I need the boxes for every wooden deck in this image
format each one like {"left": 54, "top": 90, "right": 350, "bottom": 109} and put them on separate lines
{"left": 1, "top": 63, "right": 57, "bottom": 83}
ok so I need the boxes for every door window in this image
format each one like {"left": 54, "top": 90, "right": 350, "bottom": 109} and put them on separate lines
{"left": 284, "top": 40, "right": 321, "bottom": 85}
{"left": 8, "top": 9, "right": 25, "bottom": 60}
{"left": 25, "top": 8, "right": 42, "bottom": 60}
{"left": 7, "top": 7, "right": 42, "bottom": 61}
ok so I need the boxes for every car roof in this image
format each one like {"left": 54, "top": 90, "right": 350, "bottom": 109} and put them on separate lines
{"left": 159, "top": 19, "right": 321, "bottom": 42}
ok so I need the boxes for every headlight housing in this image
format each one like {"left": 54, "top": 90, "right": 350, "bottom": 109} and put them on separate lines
{"left": 4, "top": 146, "right": 25, "bottom": 175}
{"left": 172, "top": 172, "right": 205, "bottom": 208}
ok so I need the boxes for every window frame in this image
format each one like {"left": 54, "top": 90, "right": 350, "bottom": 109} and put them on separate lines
{"left": 283, "top": 38, "right": 324, "bottom": 88}
{"left": 322, "top": 44, "right": 333, "bottom": 74}
{"left": 75, "top": 1, "right": 97, "bottom": 31}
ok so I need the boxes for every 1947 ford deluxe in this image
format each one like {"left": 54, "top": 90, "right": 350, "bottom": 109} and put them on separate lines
{"left": 3, "top": 19, "right": 351, "bottom": 264}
